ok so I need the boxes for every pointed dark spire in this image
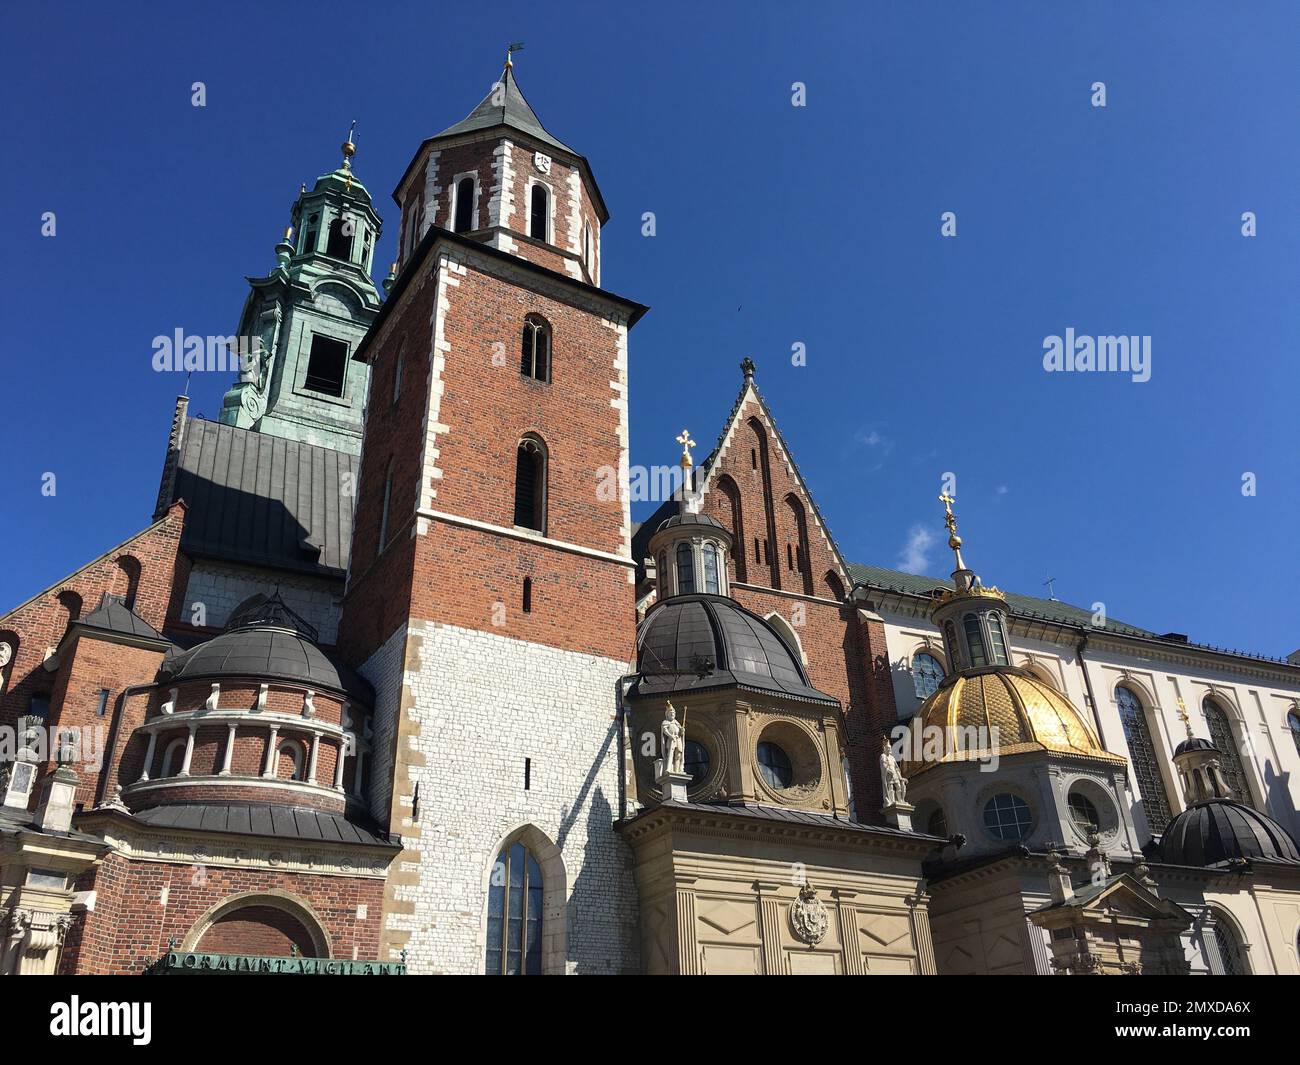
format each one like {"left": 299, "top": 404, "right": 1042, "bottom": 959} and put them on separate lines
{"left": 432, "top": 63, "right": 574, "bottom": 155}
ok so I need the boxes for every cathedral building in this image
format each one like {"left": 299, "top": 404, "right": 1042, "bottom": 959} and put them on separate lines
{"left": 2, "top": 60, "right": 1299, "bottom": 976}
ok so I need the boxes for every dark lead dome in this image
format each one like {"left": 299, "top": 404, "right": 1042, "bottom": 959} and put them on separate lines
{"left": 161, "top": 625, "right": 372, "bottom": 703}
{"left": 1173, "top": 736, "right": 1218, "bottom": 758}
{"left": 630, "top": 594, "right": 836, "bottom": 704}
{"left": 1161, "top": 800, "right": 1300, "bottom": 867}
{"left": 655, "top": 512, "right": 726, "bottom": 533}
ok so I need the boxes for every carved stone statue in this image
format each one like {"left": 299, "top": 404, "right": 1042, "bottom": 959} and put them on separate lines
{"left": 880, "top": 736, "right": 907, "bottom": 806}
{"left": 660, "top": 703, "right": 685, "bottom": 776}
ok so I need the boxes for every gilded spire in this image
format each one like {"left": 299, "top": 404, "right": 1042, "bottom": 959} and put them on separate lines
{"left": 939, "top": 492, "right": 966, "bottom": 573}
{"left": 341, "top": 120, "right": 357, "bottom": 191}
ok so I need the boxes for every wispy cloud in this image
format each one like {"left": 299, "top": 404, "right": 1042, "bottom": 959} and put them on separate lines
{"left": 996, "top": 484, "right": 1009, "bottom": 496}
{"left": 853, "top": 426, "right": 894, "bottom": 471}
{"left": 897, "top": 524, "right": 937, "bottom": 573}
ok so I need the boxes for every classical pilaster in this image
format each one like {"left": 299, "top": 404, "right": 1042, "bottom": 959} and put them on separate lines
{"left": 907, "top": 892, "right": 938, "bottom": 975}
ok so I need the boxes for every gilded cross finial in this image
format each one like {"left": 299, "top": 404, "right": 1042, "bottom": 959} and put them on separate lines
{"left": 676, "top": 428, "right": 696, "bottom": 469}
{"left": 939, "top": 492, "right": 957, "bottom": 532}
{"left": 1176, "top": 697, "right": 1193, "bottom": 739}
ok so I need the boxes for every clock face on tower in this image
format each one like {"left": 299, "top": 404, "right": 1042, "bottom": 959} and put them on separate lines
{"left": 533, "top": 151, "right": 552, "bottom": 174}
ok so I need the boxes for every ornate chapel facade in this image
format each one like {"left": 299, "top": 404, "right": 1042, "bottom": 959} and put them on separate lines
{"left": 2, "top": 62, "right": 1300, "bottom": 976}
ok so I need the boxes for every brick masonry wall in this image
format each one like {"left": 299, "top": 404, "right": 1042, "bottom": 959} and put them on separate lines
{"left": 697, "top": 392, "right": 893, "bottom": 818}
{"left": 44, "top": 636, "right": 167, "bottom": 808}
{"left": 61, "top": 853, "right": 387, "bottom": 974}
{"left": 0, "top": 503, "right": 187, "bottom": 732}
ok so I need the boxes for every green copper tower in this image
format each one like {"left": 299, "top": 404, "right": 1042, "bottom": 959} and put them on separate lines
{"left": 219, "top": 128, "right": 384, "bottom": 454}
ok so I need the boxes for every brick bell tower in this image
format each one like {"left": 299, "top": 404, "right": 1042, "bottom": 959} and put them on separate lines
{"left": 338, "top": 53, "right": 647, "bottom": 973}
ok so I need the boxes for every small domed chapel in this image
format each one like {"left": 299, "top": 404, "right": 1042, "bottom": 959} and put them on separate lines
{"left": 3, "top": 59, "right": 1300, "bottom": 976}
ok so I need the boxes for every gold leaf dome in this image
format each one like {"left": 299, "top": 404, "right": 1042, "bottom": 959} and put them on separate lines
{"left": 904, "top": 669, "right": 1124, "bottom": 775}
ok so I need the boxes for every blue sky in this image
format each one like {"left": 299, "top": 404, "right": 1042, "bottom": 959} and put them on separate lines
{"left": 3, "top": 1, "right": 1297, "bottom": 656}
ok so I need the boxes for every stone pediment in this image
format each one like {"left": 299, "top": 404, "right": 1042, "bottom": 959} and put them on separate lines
{"left": 1036, "top": 874, "right": 1190, "bottom": 924}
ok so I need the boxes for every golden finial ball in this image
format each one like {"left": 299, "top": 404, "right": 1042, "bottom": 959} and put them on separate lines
{"left": 341, "top": 139, "right": 356, "bottom": 159}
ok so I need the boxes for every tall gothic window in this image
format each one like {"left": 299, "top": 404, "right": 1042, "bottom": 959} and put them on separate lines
{"left": 513, "top": 436, "right": 547, "bottom": 532}
{"left": 1114, "top": 685, "right": 1172, "bottom": 831}
{"left": 963, "top": 614, "right": 987, "bottom": 667}
{"left": 520, "top": 316, "right": 551, "bottom": 382}
{"left": 454, "top": 176, "right": 475, "bottom": 233}
{"left": 912, "top": 651, "right": 945, "bottom": 700}
{"left": 485, "top": 841, "right": 543, "bottom": 975}
{"left": 1210, "top": 913, "right": 1247, "bottom": 975}
{"left": 1202, "top": 698, "right": 1252, "bottom": 807}
{"left": 676, "top": 542, "right": 696, "bottom": 595}
{"left": 529, "top": 184, "right": 549, "bottom": 241}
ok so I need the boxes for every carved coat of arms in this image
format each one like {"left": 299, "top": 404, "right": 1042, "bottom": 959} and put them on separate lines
{"left": 790, "top": 883, "right": 829, "bottom": 945}
{"left": 533, "top": 152, "right": 552, "bottom": 174}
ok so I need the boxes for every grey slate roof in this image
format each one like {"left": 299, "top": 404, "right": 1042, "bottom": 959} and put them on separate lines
{"left": 161, "top": 623, "right": 373, "bottom": 702}
{"left": 432, "top": 65, "right": 575, "bottom": 155}
{"left": 168, "top": 417, "right": 356, "bottom": 578}
{"left": 631, "top": 593, "right": 837, "bottom": 704}
{"left": 77, "top": 594, "right": 169, "bottom": 643}
{"left": 129, "top": 802, "right": 396, "bottom": 849}
{"left": 847, "top": 562, "right": 1155, "bottom": 637}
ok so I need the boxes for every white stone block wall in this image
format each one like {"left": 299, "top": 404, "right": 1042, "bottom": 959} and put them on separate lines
{"left": 359, "top": 618, "right": 640, "bottom": 974}
{"left": 182, "top": 560, "right": 343, "bottom": 644}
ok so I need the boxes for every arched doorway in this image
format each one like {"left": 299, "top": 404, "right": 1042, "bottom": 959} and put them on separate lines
{"left": 186, "top": 892, "right": 330, "bottom": 958}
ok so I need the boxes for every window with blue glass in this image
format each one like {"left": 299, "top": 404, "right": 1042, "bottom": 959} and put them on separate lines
{"left": 911, "top": 652, "right": 945, "bottom": 699}
{"left": 702, "top": 542, "right": 720, "bottom": 594}
{"left": 756, "top": 741, "right": 793, "bottom": 790}
{"left": 485, "top": 841, "right": 543, "bottom": 975}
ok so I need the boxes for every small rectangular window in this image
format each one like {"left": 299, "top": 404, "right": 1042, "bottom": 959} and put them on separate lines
{"left": 524, "top": 757, "right": 532, "bottom": 791}
{"left": 522, "top": 577, "right": 533, "bottom": 613}
{"left": 304, "top": 335, "right": 348, "bottom": 396}
{"left": 95, "top": 688, "right": 110, "bottom": 717}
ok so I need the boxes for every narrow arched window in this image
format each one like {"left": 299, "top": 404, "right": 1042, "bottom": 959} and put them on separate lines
{"left": 486, "top": 841, "right": 543, "bottom": 975}
{"left": 520, "top": 315, "right": 551, "bottom": 382}
{"left": 962, "top": 613, "right": 987, "bottom": 667}
{"left": 676, "top": 542, "right": 696, "bottom": 595}
{"left": 529, "top": 184, "right": 549, "bottom": 241}
{"left": 702, "top": 543, "right": 720, "bottom": 594}
{"left": 1203, "top": 698, "right": 1252, "bottom": 807}
{"left": 987, "top": 614, "right": 1010, "bottom": 665}
{"left": 1115, "top": 685, "right": 1173, "bottom": 831}
{"left": 392, "top": 344, "right": 403, "bottom": 406}
{"left": 1288, "top": 710, "right": 1300, "bottom": 756}
{"left": 912, "top": 651, "right": 945, "bottom": 700}
{"left": 301, "top": 213, "right": 319, "bottom": 255}
{"left": 454, "top": 176, "right": 475, "bottom": 233}
{"left": 513, "top": 436, "right": 546, "bottom": 532}
{"left": 378, "top": 459, "right": 394, "bottom": 550}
